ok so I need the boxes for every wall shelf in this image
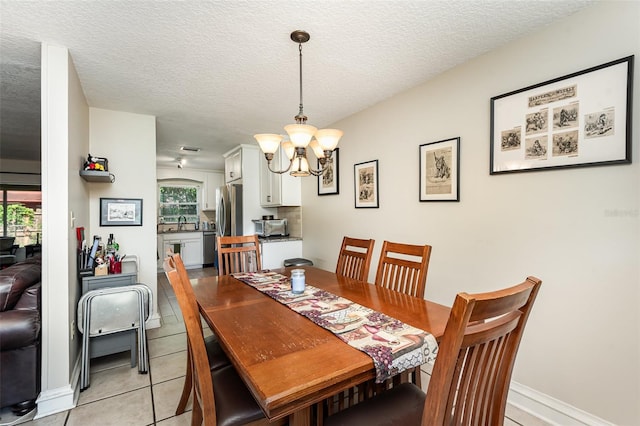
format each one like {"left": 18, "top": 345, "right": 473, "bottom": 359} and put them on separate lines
{"left": 79, "top": 170, "right": 114, "bottom": 183}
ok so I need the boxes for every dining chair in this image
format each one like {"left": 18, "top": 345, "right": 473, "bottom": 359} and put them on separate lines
{"left": 164, "top": 253, "right": 279, "bottom": 426}
{"left": 335, "top": 236, "right": 375, "bottom": 282}
{"left": 163, "top": 247, "right": 230, "bottom": 413}
{"left": 323, "top": 276, "right": 542, "bottom": 426}
{"left": 374, "top": 240, "right": 432, "bottom": 386}
{"left": 216, "top": 234, "right": 262, "bottom": 276}
{"left": 374, "top": 240, "right": 432, "bottom": 298}
{"left": 318, "top": 238, "right": 376, "bottom": 418}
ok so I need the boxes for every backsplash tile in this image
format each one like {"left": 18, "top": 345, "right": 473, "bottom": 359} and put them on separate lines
{"left": 277, "top": 206, "right": 302, "bottom": 237}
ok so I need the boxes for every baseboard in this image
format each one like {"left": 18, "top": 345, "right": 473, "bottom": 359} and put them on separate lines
{"left": 33, "top": 385, "right": 74, "bottom": 419}
{"left": 147, "top": 312, "right": 162, "bottom": 329}
{"left": 508, "top": 381, "right": 614, "bottom": 426}
{"left": 33, "top": 356, "right": 81, "bottom": 419}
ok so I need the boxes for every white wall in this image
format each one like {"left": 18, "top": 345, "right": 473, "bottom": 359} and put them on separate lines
{"left": 301, "top": 2, "right": 639, "bottom": 425}
{"left": 89, "top": 108, "right": 159, "bottom": 326}
{"left": 38, "top": 43, "right": 90, "bottom": 417}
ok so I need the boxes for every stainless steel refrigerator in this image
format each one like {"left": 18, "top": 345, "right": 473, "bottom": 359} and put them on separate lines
{"left": 216, "top": 184, "right": 243, "bottom": 237}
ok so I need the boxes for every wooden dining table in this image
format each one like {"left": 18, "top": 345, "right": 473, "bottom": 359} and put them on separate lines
{"left": 191, "top": 266, "right": 451, "bottom": 426}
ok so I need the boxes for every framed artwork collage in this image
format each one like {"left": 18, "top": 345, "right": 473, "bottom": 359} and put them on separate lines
{"left": 316, "top": 55, "right": 633, "bottom": 207}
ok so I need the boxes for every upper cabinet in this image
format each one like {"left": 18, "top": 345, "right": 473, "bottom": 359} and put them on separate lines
{"left": 259, "top": 145, "right": 301, "bottom": 207}
{"left": 224, "top": 149, "right": 242, "bottom": 183}
{"left": 203, "top": 172, "right": 223, "bottom": 211}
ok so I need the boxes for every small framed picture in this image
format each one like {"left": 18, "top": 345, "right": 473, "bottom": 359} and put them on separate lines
{"left": 318, "top": 148, "right": 339, "bottom": 195}
{"left": 100, "top": 198, "right": 143, "bottom": 226}
{"left": 354, "top": 160, "right": 379, "bottom": 208}
{"left": 419, "top": 137, "right": 460, "bottom": 202}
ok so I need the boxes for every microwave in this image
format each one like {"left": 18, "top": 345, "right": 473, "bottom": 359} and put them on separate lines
{"left": 252, "top": 219, "right": 288, "bottom": 237}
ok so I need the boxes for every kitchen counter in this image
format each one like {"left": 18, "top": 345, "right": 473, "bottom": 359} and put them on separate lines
{"left": 157, "top": 229, "right": 203, "bottom": 234}
{"left": 157, "top": 229, "right": 216, "bottom": 235}
{"left": 258, "top": 236, "right": 302, "bottom": 243}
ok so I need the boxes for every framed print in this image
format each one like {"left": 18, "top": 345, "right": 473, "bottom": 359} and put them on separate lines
{"left": 420, "top": 137, "right": 460, "bottom": 202}
{"left": 100, "top": 198, "right": 143, "bottom": 226}
{"left": 354, "top": 160, "right": 379, "bottom": 208}
{"left": 318, "top": 148, "right": 339, "bottom": 195}
{"left": 490, "top": 55, "right": 633, "bottom": 174}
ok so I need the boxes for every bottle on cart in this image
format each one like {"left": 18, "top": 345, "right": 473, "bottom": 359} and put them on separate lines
{"left": 106, "top": 233, "right": 119, "bottom": 255}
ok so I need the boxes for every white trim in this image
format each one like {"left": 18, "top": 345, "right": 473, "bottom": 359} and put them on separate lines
{"left": 147, "top": 312, "right": 162, "bottom": 329}
{"left": 33, "top": 385, "right": 75, "bottom": 419}
{"left": 509, "top": 381, "right": 614, "bottom": 426}
{"left": 33, "top": 355, "right": 80, "bottom": 419}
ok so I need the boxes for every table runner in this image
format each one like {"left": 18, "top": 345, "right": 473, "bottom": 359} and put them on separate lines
{"left": 232, "top": 271, "right": 438, "bottom": 383}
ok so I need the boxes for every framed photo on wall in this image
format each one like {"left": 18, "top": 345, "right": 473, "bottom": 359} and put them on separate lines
{"left": 318, "top": 148, "right": 339, "bottom": 195}
{"left": 490, "top": 55, "right": 633, "bottom": 174}
{"left": 419, "top": 137, "right": 460, "bottom": 202}
{"left": 354, "top": 159, "right": 379, "bottom": 208}
{"left": 100, "top": 198, "right": 143, "bottom": 226}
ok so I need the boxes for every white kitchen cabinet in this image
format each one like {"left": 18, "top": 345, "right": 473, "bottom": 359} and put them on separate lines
{"left": 260, "top": 239, "right": 303, "bottom": 269}
{"left": 259, "top": 144, "right": 301, "bottom": 207}
{"left": 161, "top": 232, "right": 203, "bottom": 269}
{"left": 203, "top": 172, "right": 223, "bottom": 211}
{"left": 224, "top": 149, "right": 242, "bottom": 183}
{"left": 182, "top": 238, "right": 202, "bottom": 266}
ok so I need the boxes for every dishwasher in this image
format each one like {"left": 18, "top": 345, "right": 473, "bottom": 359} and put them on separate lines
{"left": 203, "top": 231, "right": 216, "bottom": 268}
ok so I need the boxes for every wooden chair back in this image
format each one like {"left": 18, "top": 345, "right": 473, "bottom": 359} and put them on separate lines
{"left": 374, "top": 241, "right": 432, "bottom": 298}
{"left": 163, "top": 254, "right": 217, "bottom": 425}
{"left": 422, "top": 276, "right": 542, "bottom": 425}
{"left": 335, "top": 236, "right": 375, "bottom": 282}
{"left": 216, "top": 234, "right": 262, "bottom": 276}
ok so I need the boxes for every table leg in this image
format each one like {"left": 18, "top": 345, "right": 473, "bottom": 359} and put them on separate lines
{"left": 288, "top": 406, "right": 311, "bottom": 426}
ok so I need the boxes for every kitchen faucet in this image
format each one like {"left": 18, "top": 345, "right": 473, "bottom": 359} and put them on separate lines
{"left": 178, "top": 215, "right": 187, "bottom": 230}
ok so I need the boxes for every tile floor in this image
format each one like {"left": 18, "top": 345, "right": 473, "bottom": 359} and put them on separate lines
{"left": 15, "top": 267, "right": 549, "bottom": 426}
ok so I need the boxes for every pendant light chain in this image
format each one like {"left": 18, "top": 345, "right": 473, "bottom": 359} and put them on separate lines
{"left": 296, "top": 41, "right": 306, "bottom": 124}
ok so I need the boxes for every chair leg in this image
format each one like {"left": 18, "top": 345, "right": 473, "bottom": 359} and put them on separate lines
{"left": 315, "top": 401, "right": 324, "bottom": 426}
{"left": 413, "top": 366, "right": 422, "bottom": 388}
{"left": 191, "top": 394, "right": 203, "bottom": 426}
{"left": 176, "top": 345, "right": 193, "bottom": 415}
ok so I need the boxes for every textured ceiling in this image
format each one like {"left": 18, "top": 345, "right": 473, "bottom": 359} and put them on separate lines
{"left": 0, "top": 0, "right": 596, "bottom": 171}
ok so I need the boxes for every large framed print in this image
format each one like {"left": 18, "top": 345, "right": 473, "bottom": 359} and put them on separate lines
{"left": 100, "top": 198, "right": 143, "bottom": 226}
{"left": 354, "top": 160, "right": 379, "bottom": 208}
{"left": 318, "top": 148, "right": 339, "bottom": 195}
{"left": 490, "top": 55, "right": 633, "bottom": 174}
{"left": 419, "top": 137, "right": 460, "bottom": 202}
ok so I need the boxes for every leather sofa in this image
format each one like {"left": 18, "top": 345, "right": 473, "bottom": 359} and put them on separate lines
{"left": 0, "top": 256, "right": 41, "bottom": 414}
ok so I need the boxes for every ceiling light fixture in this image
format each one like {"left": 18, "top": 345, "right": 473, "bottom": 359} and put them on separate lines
{"left": 254, "top": 30, "right": 342, "bottom": 177}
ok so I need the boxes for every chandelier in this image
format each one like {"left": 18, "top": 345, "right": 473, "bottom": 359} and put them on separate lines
{"left": 254, "top": 30, "right": 342, "bottom": 177}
